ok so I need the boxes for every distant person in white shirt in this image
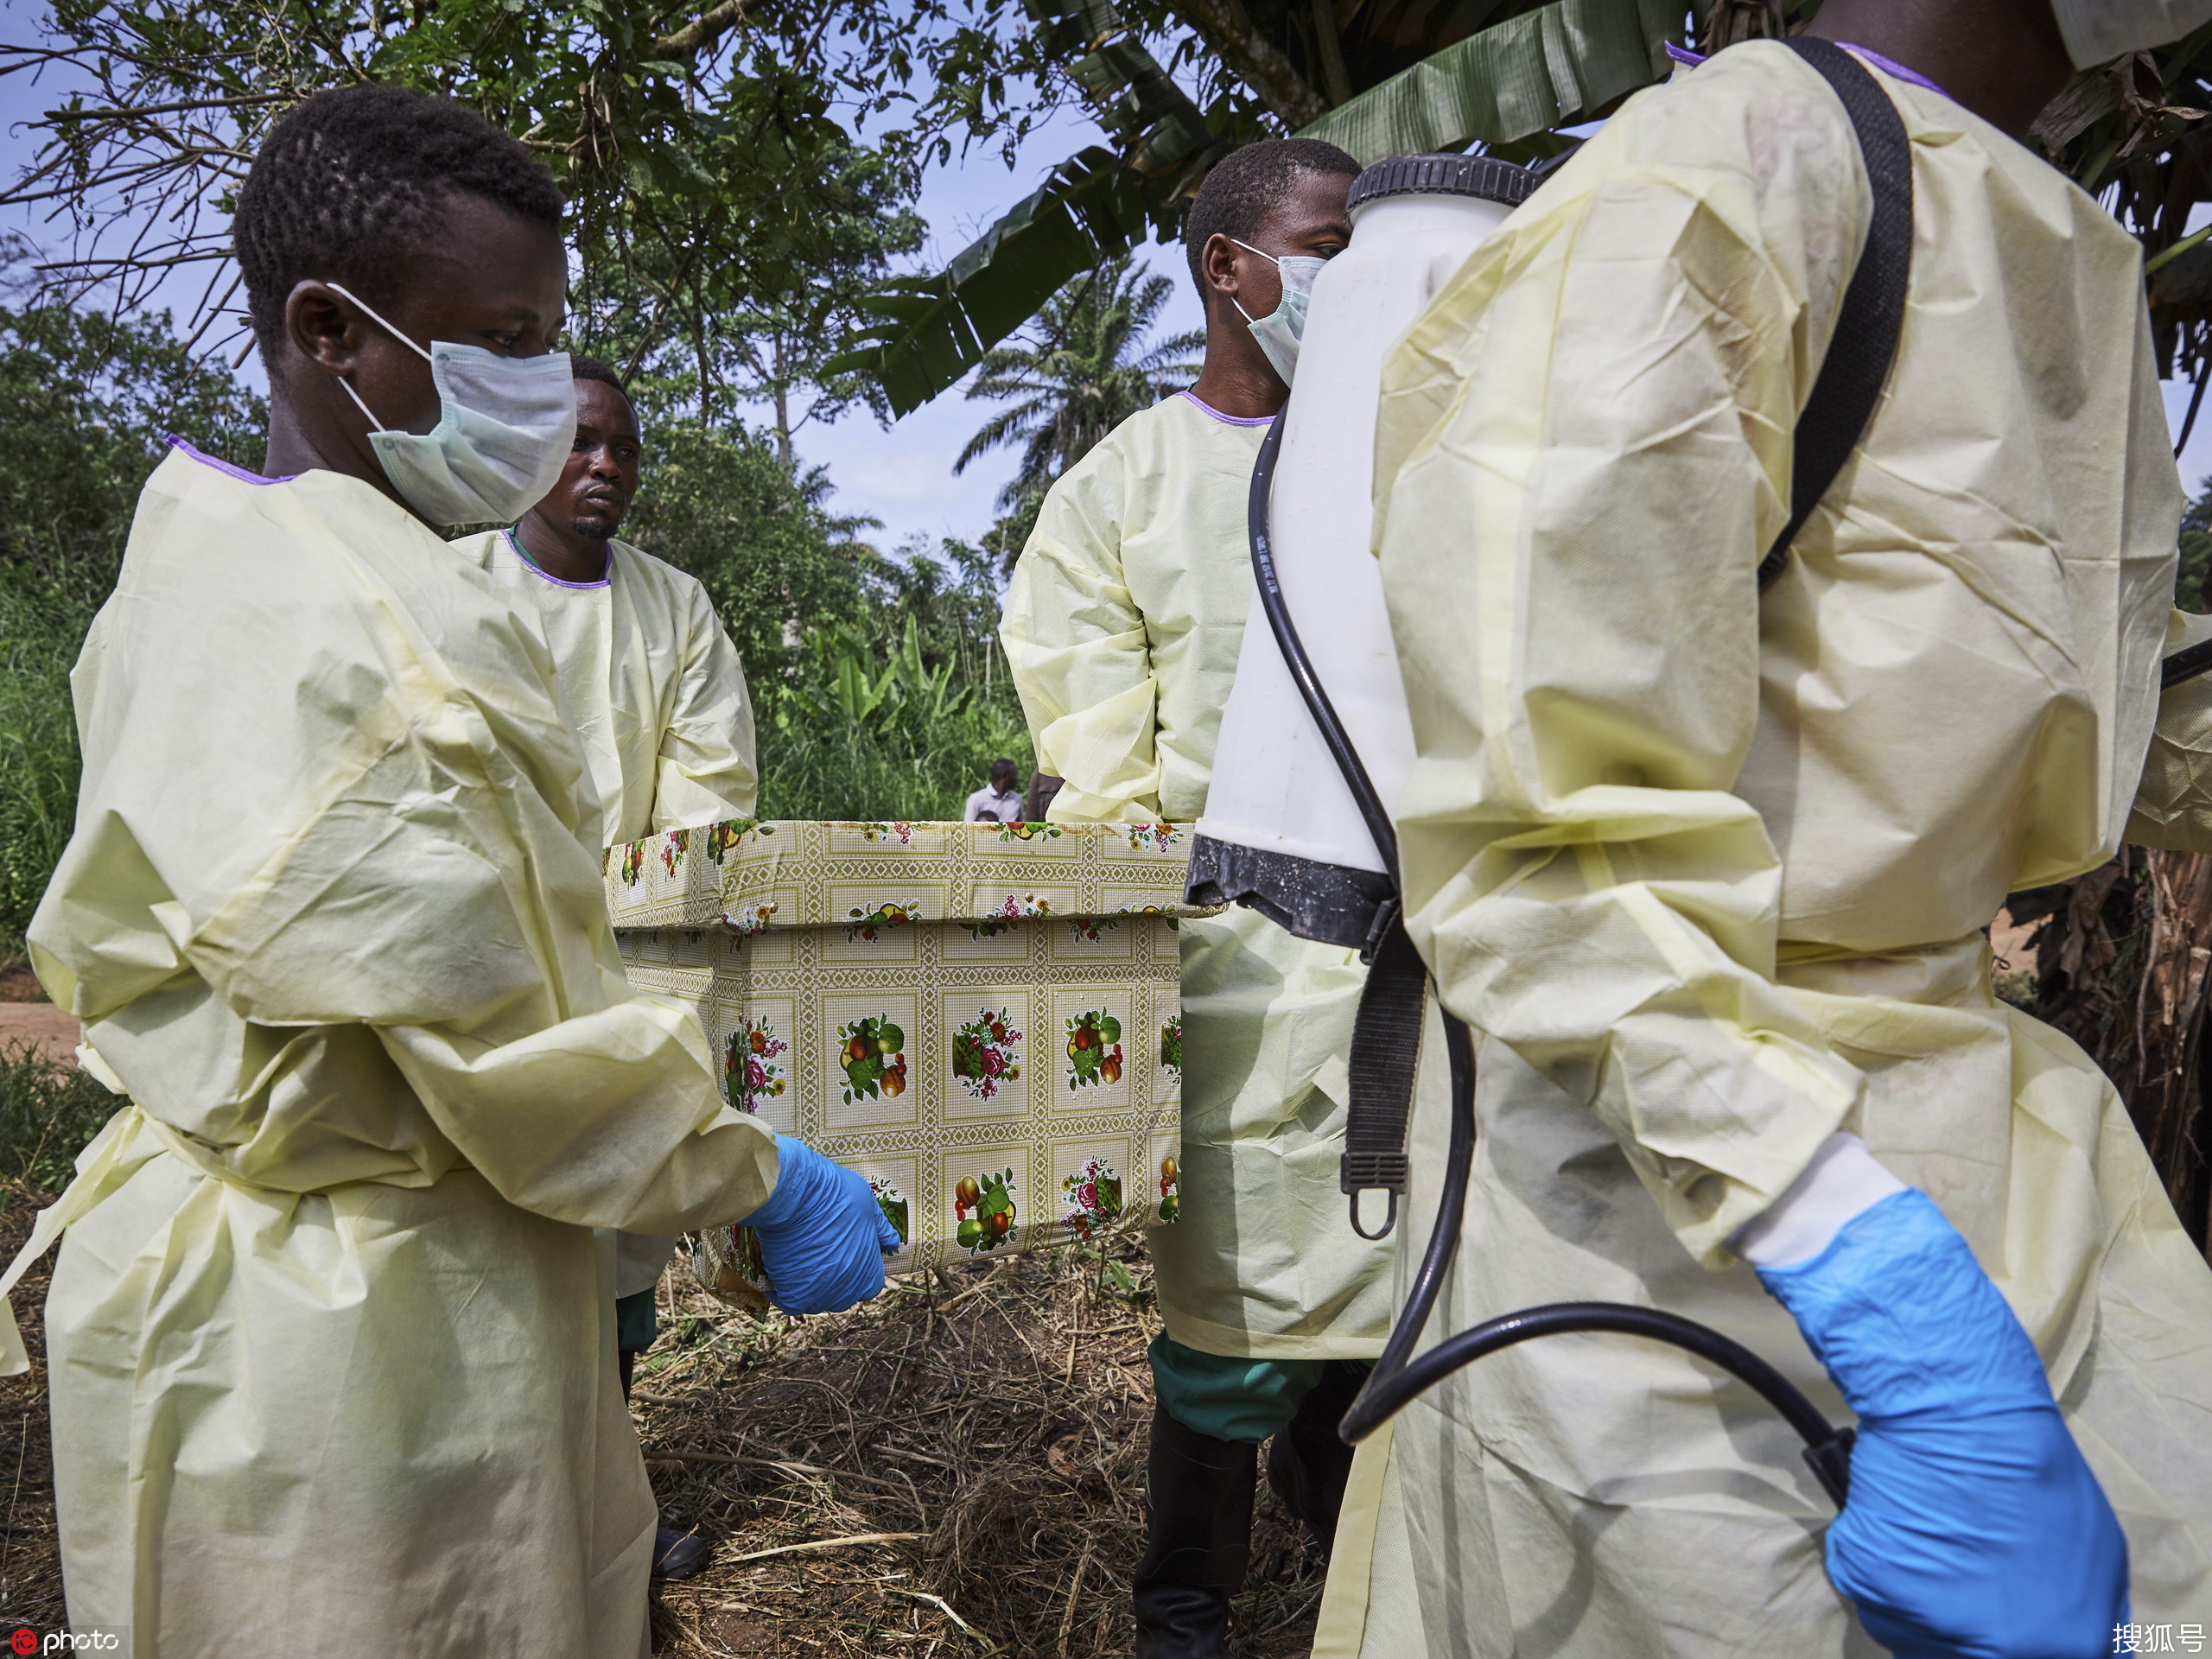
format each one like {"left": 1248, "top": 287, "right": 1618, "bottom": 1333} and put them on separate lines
{"left": 964, "top": 759, "right": 1025, "bottom": 823}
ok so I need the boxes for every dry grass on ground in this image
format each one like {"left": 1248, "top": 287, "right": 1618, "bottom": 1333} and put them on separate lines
{"left": 0, "top": 1195, "right": 1325, "bottom": 1657}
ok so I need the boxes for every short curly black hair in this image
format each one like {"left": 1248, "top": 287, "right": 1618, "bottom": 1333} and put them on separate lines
{"left": 1185, "top": 138, "right": 1359, "bottom": 302}
{"left": 235, "top": 84, "right": 565, "bottom": 359}
{"left": 570, "top": 354, "right": 629, "bottom": 398}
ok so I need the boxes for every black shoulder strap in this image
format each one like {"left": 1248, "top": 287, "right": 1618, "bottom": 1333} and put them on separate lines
{"left": 1758, "top": 39, "right": 1915, "bottom": 589}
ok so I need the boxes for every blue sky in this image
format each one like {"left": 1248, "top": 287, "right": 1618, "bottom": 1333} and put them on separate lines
{"left": 1, "top": 23, "right": 2207, "bottom": 548}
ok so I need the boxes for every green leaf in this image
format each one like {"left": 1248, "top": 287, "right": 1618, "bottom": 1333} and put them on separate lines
{"left": 827, "top": 145, "right": 1174, "bottom": 414}
{"left": 1299, "top": 0, "right": 1680, "bottom": 162}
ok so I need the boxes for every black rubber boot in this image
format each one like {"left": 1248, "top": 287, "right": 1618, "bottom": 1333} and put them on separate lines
{"left": 1132, "top": 1405, "right": 1256, "bottom": 1659}
{"left": 1264, "top": 1360, "right": 1370, "bottom": 1553}
{"left": 652, "top": 1526, "right": 712, "bottom": 1580}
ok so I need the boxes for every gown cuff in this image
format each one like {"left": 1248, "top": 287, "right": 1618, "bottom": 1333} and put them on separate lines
{"left": 1729, "top": 1131, "right": 1906, "bottom": 1268}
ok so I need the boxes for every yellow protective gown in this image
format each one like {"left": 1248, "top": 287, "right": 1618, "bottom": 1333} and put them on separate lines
{"left": 1001, "top": 391, "right": 1391, "bottom": 1359}
{"left": 8, "top": 446, "right": 781, "bottom": 1657}
{"left": 449, "top": 528, "right": 758, "bottom": 1300}
{"left": 1325, "top": 45, "right": 2212, "bottom": 1655}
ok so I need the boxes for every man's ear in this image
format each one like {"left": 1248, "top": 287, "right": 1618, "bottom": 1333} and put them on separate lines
{"left": 284, "top": 281, "right": 369, "bottom": 375}
{"left": 1199, "top": 232, "right": 1243, "bottom": 316}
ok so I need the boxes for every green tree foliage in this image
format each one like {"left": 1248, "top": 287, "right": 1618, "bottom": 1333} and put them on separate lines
{"left": 0, "top": 0, "right": 925, "bottom": 431}
{"left": 0, "top": 306, "right": 265, "bottom": 947}
{"left": 621, "top": 416, "right": 880, "bottom": 681}
{"left": 2181, "top": 479, "right": 2212, "bottom": 613}
{"left": 956, "top": 253, "right": 1200, "bottom": 569}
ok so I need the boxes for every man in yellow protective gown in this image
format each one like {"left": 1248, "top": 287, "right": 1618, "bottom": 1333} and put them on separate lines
{"left": 451, "top": 354, "right": 758, "bottom": 1582}
{"left": 1001, "top": 137, "right": 1384, "bottom": 1657}
{"left": 1319, "top": 4, "right": 2212, "bottom": 1656}
{"left": 3, "top": 86, "right": 891, "bottom": 1656}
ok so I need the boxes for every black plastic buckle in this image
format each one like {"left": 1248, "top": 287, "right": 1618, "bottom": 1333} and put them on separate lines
{"left": 1341, "top": 1150, "right": 1409, "bottom": 1240}
{"left": 1360, "top": 894, "right": 1402, "bottom": 966}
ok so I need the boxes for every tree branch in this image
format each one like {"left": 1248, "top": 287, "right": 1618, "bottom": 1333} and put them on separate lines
{"left": 654, "top": 0, "right": 751, "bottom": 59}
{"left": 1167, "top": 0, "right": 1329, "bottom": 126}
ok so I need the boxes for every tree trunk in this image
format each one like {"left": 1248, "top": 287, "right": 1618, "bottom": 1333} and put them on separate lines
{"left": 2012, "top": 849, "right": 2212, "bottom": 1257}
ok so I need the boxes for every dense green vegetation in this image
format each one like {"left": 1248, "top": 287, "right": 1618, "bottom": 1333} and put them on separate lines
{"left": 0, "top": 306, "right": 1028, "bottom": 955}
{"left": 0, "top": 1044, "right": 118, "bottom": 1193}
{"left": 0, "top": 307, "right": 267, "bottom": 952}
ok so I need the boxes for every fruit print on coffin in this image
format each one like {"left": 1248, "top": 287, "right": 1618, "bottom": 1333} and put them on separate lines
{"left": 954, "top": 1167, "right": 1020, "bottom": 1253}
{"left": 836, "top": 1014, "right": 908, "bottom": 1106}
{"left": 1065, "top": 1010, "right": 1124, "bottom": 1090}
{"left": 843, "top": 898, "right": 923, "bottom": 943}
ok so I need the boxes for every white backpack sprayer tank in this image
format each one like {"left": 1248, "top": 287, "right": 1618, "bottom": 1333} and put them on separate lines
{"left": 1186, "top": 154, "right": 1535, "bottom": 951}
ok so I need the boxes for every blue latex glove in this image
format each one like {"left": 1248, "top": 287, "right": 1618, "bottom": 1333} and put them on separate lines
{"left": 1758, "top": 1189, "right": 2126, "bottom": 1658}
{"left": 741, "top": 1136, "right": 901, "bottom": 1315}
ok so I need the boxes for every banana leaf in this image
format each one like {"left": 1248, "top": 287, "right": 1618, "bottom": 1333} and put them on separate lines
{"left": 824, "top": 145, "right": 1179, "bottom": 414}
{"left": 836, "top": 0, "right": 1681, "bottom": 413}
{"left": 1300, "top": 0, "right": 1681, "bottom": 161}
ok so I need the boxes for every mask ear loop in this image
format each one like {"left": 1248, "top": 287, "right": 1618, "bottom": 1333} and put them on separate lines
{"left": 1226, "top": 238, "right": 1283, "bottom": 327}
{"left": 321, "top": 282, "right": 435, "bottom": 433}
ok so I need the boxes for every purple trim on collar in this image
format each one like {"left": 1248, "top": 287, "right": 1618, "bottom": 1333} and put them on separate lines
{"left": 1664, "top": 39, "right": 1951, "bottom": 102}
{"left": 1179, "top": 389, "right": 1275, "bottom": 429}
{"left": 503, "top": 527, "right": 611, "bottom": 590}
{"left": 164, "top": 434, "right": 299, "bottom": 486}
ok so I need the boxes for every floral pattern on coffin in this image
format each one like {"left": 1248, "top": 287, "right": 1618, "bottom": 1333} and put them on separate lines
{"left": 950, "top": 1007, "right": 1023, "bottom": 1101}
{"left": 726, "top": 1018, "right": 788, "bottom": 1113}
{"left": 603, "top": 820, "right": 1202, "bottom": 1295}
{"left": 1061, "top": 1157, "right": 1124, "bottom": 1239}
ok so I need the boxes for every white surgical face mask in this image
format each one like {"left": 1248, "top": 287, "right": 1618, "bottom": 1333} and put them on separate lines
{"left": 1230, "top": 238, "right": 1327, "bottom": 387}
{"left": 2050, "top": 0, "right": 2212, "bottom": 66}
{"left": 326, "top": 283, "right": 576, "bottom": 527}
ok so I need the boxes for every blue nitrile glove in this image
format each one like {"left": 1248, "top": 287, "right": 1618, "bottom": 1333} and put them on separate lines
{"left": 740, "top": 1136, "right": 901, "bottom": 1315}
{"left": 1758, "top": 1189, "right": 2126, "bottom": 1658}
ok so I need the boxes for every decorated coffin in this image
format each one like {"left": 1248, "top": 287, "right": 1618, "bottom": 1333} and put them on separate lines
{"left": 604, "top": 818, "right": 1201, "bottom": 1302}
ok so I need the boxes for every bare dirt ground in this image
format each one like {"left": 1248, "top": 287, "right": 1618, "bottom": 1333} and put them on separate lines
{"left": 0, "top": 1205, "right": 1323, "bottom": 1656}
{"left": 0, "top": 970, "right": 73, "bottom": 1067}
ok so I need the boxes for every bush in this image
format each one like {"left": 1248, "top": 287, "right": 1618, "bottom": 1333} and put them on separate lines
{"left": 0, "top": 1043, "right": 118, "bottom": 1194}
{"left": 758, "top": 615, "right": 1029, "bottom": 820}
{"left": 0, "top": 307, "right": 264, "bottom": 950}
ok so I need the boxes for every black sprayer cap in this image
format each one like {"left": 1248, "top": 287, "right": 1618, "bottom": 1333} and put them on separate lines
{"left": 1345, "top": 152, "right": 1537, "bottom": 214}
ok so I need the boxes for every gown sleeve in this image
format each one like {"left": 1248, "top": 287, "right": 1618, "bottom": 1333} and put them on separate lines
{"left": 2127, "top": 607, "right": 2212, "bottom": 851}
{"left": 1001, "top": 448, "right": 1165, "bottom": 823}
{"left": 29, "top": 469, "right": 779, "bottom": 1236}
{"left": 648, "top": 572, "right": 760, "bottom": 831}
{"left": 1376, "top": 52, "right": 1877, "bottom": 1266}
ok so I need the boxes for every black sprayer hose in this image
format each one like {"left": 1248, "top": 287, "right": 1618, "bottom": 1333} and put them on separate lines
{"left": 1343, "top": 1299, "right": 1856, "bottom": 1510}
{"left": 1246, "top": 410, "right": 1400, "bottom": 880}
{"left": 1243, "top": 399, "right": 1857, "bottom": 1510}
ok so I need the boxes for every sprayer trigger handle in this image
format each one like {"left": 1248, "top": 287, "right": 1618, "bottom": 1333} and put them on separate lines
{"left": 1361, "top": 895, "right": 1402, "bottom": 965}
{"left": 1802, "top": 1424, "right": 1856, "bottom": 1509}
